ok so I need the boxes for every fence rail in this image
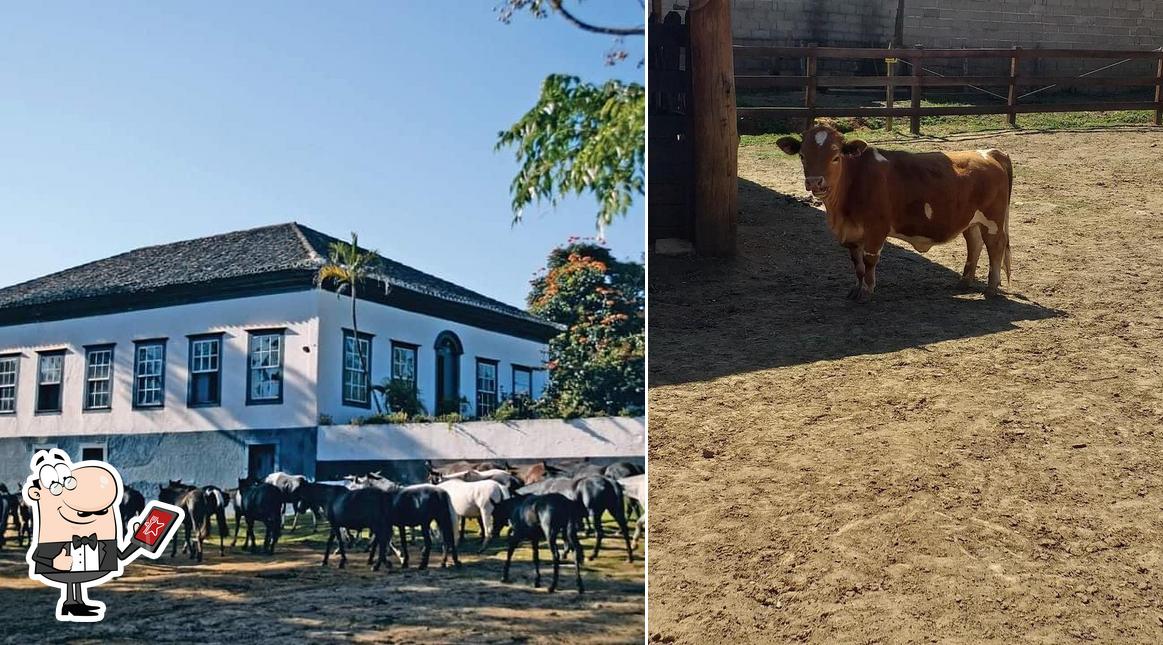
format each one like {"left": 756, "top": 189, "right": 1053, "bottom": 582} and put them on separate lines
{"left": 734, "top": 45, "right": 1163, "bottom": 132}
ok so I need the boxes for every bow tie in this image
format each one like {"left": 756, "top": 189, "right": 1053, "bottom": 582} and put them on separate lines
{"left": 72, "top": 534, "right": 98, "bottom": 549}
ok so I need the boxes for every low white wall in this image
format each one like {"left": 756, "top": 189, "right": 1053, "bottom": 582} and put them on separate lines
{"left": 317, "top": 416, "right": 645, "bottom": 462}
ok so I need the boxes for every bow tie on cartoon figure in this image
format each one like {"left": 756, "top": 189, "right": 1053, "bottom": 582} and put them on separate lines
{"left": 21, "top": 449, "right": 183, "bottom": 622}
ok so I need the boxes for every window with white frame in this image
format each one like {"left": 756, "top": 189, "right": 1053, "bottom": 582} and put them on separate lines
{"left": 391, "top": 341, "right": 417, "bottom": 391}
{"left": 512, "top": 365, "right": 533, "bottom": 398}
{"left": 84, "top": 346, "right": 114, "bottom": 410}
{"left": 247, "top": 330, "right": 283, "bottom": 404}
{"left": 0, "top": 355, "right": 18, "bottom": 414}
{"left": 36, "top": 351, "right": 65, "bottom": 413}
{"left": 188, "top": 335, "right": 222, "bottom": 407}
{"left": 134, "top": 341, "right": 165, "bottom": 408}
{"left": 476, "top": 358, "right": 498, "bottom": 417}
{"left": 80, "top": 443, "right": 106, "bottom": 462}
{"left": 342, "top": 330, "right": 372, "bottom": 407}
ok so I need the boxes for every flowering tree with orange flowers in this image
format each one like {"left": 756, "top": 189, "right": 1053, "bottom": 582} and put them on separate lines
{"left": 528, "top": 238, "right": 644, "bottom": 418}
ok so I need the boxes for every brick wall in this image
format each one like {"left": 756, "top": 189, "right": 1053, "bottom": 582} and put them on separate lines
{"left": 663, "top": 0, "right": 1162, "bottom": 76}
{"left": 661, "top": 0, "right": 1163, "bottom": 49}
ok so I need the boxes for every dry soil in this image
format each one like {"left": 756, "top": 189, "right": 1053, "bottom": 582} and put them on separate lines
{"left": 648, "top": 127, "right": 1163, "bottom": 643}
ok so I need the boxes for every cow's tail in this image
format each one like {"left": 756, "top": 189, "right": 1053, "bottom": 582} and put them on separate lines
{"left": 1003, "top": 152, "right": 1013, "bottom": 284}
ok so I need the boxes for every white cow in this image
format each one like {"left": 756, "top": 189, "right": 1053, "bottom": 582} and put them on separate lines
{"left": 262, "top": 471, "right": 316, "bottom": 530}
{"left": 436, "top": 478, "right": 510, "bottom": 552}
{"left": 619, "top": 475, "right": 647, "bottom": 550}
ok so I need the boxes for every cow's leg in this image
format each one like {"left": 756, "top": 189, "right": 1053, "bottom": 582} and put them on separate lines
{"left": 983, "top": 215, "right": 1008, "bottom": 297}
{"left": 501, "top": 533, "right": 519, "bottom": 584}
{"left": 323, "top": 526, "right": 336, "bottom": 566}
{"left": 478, "top": 507, "right": 493, "bottom": 553}
{"left": 856, "top": 233, "right": 887, "bottom": 302}
{"left": 397, "top": 524, "right": 410, "bottom": 568}
{"left": 231, "top": 510, "right": 241, "bottom": 547}
{"left": 418, "top": 524, "right": 433, "bottom": 570}
{"left": 844, "top": 243, "right": 867, "bottom": 299}
{"left": 959, "top": 225, "right": 985, "bottom": 288}
{"left": 589, "top": 509, "right": 604, "bottom": 561}
{"left": 548, "top": 531, "right": 562, "bottom": 593}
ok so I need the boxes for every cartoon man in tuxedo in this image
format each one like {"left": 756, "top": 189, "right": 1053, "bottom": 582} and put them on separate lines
{"left": 22, "top": 448, "right": 182, "bottom": 622}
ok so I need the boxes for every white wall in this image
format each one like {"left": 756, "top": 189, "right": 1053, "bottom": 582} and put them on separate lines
{"left": 317, "top": 416, "right": 645, "bottom": 462}
{"left": 314, "top": 290, "right": 548, "bottom": 423}
{"left": 0, "top": 291, "right": 320, "bottom": 438}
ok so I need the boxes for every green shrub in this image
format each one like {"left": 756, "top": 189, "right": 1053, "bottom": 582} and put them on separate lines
{"left": 383, "top": 379, "right": 426, "bottom": 418}
{"left": 490, "top": 393, "right": 538, "bottom": 422}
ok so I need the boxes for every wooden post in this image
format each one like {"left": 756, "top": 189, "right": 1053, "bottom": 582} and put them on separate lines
{"left": 804, "top": 51, "right": 818, "bottom": 131}
{"left": 689, "top": 0, "right": 737, "bottom": 257}
{"left": 650, "top": 0, "right": 662, "bottom": 22}
{"left": 910, "top": 46, "right": 922, "bottom": 135}
{"left": 1154, "top": 52, "right": 1162, "bottom": 126}
{"left": 1008, "top": 47, "right": 1020, "bottom": 127}
{"left": 885, "top": 54, "right": 896, "bottom": 132}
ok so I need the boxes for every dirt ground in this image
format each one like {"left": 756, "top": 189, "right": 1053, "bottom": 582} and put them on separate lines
{"left": 0, "top": 517, "right": 643, "bottom": 643}
{"left": 648, "top": 127, "right": 1163, "bottom": 643}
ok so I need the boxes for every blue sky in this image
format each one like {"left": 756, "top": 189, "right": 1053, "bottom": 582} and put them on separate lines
{"left": 0, "top": 2, "right": 644, "bottom": 309}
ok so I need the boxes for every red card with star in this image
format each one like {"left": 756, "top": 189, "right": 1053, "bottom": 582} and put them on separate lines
{"left": 130, "top": 504, "right": 180, "bottom": 553}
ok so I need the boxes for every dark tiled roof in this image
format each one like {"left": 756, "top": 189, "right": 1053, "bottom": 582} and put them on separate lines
{"left": 0, "top": 222, "right": 556, "bottom": 330}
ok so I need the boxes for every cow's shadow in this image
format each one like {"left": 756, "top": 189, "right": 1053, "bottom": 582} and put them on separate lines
{"left": 649, "top": 177, "right": 1064, "bottom": 387}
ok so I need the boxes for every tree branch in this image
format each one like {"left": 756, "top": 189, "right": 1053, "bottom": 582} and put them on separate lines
{"left": 550, "top": 0, "right": 644, "bottom": 36}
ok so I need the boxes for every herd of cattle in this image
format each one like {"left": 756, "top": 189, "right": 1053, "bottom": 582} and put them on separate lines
{"left": 0, "top": 459, "right": 645, "bottom": 594}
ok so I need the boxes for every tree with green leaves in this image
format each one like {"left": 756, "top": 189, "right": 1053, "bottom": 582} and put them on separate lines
{"left": 315, "top": 232, "right": 384, "bottom": 411}
{"left": 496, "top": 1, "right": 645, "bottom": 231}
{"left": 528, "top": 239, "right": 644, "bottom": 417}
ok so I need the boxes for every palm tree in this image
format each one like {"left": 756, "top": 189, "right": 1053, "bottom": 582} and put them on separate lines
{"left": 316, "top": 232, "right": 384, "bottom": 412}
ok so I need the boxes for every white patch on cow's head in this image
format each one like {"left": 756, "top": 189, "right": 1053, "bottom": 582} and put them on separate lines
{"left": 970, "top": 210, "right": 999, "bottom": 235}
{"left": 924, "top": 203, "right": 933, "bottom": 219}
{"left": 873, "top": 149, "right": 888, "bottom": 163}
{"left": 814, "top": 131, "right": 828, "bottom": 146}
{"left": 977, "top": 149, "right": 993, "bottom": 160}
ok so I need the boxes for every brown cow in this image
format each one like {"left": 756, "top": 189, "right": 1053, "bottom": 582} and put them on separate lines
{"left": 776, "top": 123, "right": 1012, "bottom": 300}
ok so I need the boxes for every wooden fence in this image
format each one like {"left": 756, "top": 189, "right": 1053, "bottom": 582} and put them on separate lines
{"left": 735, "top": 46, "right": 1163, "bottom": 133}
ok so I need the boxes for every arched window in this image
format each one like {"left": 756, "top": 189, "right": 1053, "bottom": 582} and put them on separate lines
{"left": 433, "top": 331, "right": 463, "bottom": 415}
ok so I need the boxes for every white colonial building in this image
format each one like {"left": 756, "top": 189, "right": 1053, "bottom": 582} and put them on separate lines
{"left": 0, "top": 223, "right": 558, "bottom": 486}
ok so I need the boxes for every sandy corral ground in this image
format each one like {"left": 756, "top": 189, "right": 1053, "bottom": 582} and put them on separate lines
{"left": 0, "top": 515, "right": 644, "bottom": 643}
{"left": 648, "top": 127, "right": 1163, "bottom": 643}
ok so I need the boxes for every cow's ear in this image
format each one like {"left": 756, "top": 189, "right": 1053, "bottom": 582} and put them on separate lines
{"left": 776, "top": 136, "right": 801, "bottom": 156}
{"left": 842, "top": 139, "right": 868, "bottom": 156}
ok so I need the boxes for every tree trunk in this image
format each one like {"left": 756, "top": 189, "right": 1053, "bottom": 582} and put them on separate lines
{"left": 689, "top": 0, "right": 738, "bottom": 257}
{"left": 350, "top": 281, "right": 379, "bottom": 414}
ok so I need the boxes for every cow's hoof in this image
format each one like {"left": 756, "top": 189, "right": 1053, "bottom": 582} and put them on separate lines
{"left": 853, "top": 288, "right": 873, "bottom": 303}
{"left": 985, "top": 286, "right": 1003, "bottom": 299}
{"left": 846, "top": 285, "right": 862, "bottom": 300}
